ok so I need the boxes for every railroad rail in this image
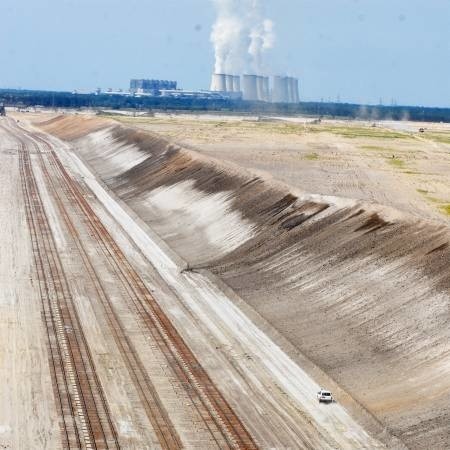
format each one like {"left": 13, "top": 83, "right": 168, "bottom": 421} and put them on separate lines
{"left": 27, "top": 128, "right": 184, "bottom": 449}
{"left": 14, "top": 122, "right": 259, "bottom": 449}
{"left": 13, "top": 125, "right": 119, "bottom": 449}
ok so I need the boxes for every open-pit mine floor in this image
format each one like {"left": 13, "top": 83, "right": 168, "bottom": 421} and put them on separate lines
{"left": 0, "top": 116, "right": 393, "bottom": 449}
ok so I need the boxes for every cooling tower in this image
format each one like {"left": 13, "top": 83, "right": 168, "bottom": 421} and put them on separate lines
{"left": 293, "top": 78, "right": 300, "bottom": 103}
{"left": 286, "top": 77, "right": 295, "bottom": 103}
{"left": 256, "top": 76, "right": 264, "bottom": 101}
{"left": 225, "top": 74, "right": 235, "bottom": 92}
{"left": 286, "top": 77, "right": 292, "bottom": 103}
{"left": 263, "top": 77, "right": 270, "bottom": 102}
{"left": 284, "top": 77, "right": 299, "bottom": 103}
{"left": 282, "top": 77, "right": 290, "bottom": 102}
{"left": 242, "top": 74, "right": 258, "bottom": 101}
{"left": 287, "top": 77, "right": 299, "bottom": 103}
{"left": 210, "top": 73, "right": 227, "bottom": 92}
{"left": 272, "top": 76, "right": 289, "bottom": 103}
{"left": 232, "top": 75, "right": 241, "bottom": 93}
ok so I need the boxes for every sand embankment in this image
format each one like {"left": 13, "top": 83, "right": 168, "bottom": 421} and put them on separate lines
{"left": 40, "top": 115, "right": 450, "bottom": 449}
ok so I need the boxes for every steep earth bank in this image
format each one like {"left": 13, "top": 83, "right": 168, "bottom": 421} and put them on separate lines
{"left": 40, "top": 115, "right": 450, "bottom": 449}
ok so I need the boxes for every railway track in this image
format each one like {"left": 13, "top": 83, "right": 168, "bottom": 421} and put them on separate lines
{"left": 14, "top": 127, "right": 120, "bottom": 449}
{"left": 15, "top": 122, "right": 259, "bottom": 449}
{"left": 25, "top": 129, "right": 184, "bottom": 449}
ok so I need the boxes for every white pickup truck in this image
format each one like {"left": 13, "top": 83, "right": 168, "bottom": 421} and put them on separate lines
{"left": 317, "top": 389, "right": 334, "bottom": 403}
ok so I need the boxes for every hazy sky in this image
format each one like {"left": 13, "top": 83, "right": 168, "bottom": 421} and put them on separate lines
{"left": 0, "top": 0, "right": 449, "bottom": 107}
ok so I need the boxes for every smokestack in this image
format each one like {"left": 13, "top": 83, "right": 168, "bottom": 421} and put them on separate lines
{"left": 242, "top": 74, "right": 258, "bottom": 101}
{"left": 225, "top": 74, "right": 234, "bottom": 92}
{"left": 233, "top": 75, "right": 241, "bottom": 92}
{"left": 272, "top": 76, "right": 289, "bottom": 103}
{"left": 210, "top": 73, "right": 226, "bottom": 92}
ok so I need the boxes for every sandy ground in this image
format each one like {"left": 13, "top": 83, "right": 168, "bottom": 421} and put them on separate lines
{"left": 0, "top": 112, "right": 397, "bottom": 448}
{"left": 112, "top": 113, "right": 450, "bottom": 225}
{"left": 33, "top": 112, "right": 450, "bottom": 449}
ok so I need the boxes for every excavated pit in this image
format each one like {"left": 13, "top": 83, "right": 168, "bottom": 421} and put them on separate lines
{"left": 40, "top": 115, "right": 450, "bottom": 450}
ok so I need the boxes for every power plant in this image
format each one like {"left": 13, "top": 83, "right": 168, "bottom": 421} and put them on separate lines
{"left": 113, "top": 74, "right": 300, "bottom": 104}
{"left": 210, "top": 73, "right": 300, "bottom": 103}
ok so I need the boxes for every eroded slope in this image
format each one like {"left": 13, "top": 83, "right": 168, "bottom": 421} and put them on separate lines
{"left": 40, "top": 115, "right": 450, "bottom": 449}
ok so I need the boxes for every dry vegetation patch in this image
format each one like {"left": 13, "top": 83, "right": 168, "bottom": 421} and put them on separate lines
{"left": 104, "top": 114, "right": 450, "bottom": 224}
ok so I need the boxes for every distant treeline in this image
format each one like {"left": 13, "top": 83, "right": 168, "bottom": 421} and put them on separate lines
{"left": 1, "top": 88, "right": 450, "bottom": 123}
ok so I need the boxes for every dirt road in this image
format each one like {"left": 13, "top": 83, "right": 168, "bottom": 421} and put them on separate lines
{"left": 0, "top": 116, "right": 390, "bottom": 448}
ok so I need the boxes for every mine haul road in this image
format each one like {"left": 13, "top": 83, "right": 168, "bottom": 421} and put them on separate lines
{"left": 0, "top": 116, "right": 387, "bottom": 449}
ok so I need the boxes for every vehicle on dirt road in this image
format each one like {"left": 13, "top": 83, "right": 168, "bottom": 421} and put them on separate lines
{"left": 317, "top": 389, "right": 333, "bottom": 403}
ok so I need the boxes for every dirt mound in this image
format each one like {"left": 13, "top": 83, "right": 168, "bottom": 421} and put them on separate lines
{"left": 42, "top": 117, "right": 450, "bottom": 449}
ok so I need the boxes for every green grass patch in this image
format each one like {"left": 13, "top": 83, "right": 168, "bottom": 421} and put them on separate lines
{"left": 211, "top": 121, "right": 305, "bottom": 135}
{"left": 304, "top": 152, "right": 319, "bottom": 160}
{"left": 306, "top": 125, "right": 410, "bottom": 140}
{"left": 425, "top": 133, "right": 450, "bottom": 145}
{"left": 387, "top": 157, "right": 406, "bottom": 169}
{"left": 414, "top": 190, "right": 450, "bottom": 215}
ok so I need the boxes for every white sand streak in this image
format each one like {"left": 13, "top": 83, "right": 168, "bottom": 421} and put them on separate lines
{"left": 144, "top": 180, "right": 256, "bottom": 256}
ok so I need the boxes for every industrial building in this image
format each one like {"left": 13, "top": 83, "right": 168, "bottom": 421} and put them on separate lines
{"left": 123, "top": 74, "right": 299, "bottom": 103}
{"left": 210, "top": 73, "right": 299, "bottom": 104}
{"left": 159, "top": 90, "right": 237, "bottom": 100}
{"left": 105, "top": 77, "right": 242, "bottom": 100}
{"left": 130, "top": 79, "right": 177, "bottom": 94}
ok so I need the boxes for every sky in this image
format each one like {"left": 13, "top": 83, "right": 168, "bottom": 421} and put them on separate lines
{"left": 0, "top": 0, "right": 449, "bottom": 107}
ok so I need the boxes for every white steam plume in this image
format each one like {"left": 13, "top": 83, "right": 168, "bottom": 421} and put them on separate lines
{"left": 211, "top": 0, "right": 275, "bottom": 74}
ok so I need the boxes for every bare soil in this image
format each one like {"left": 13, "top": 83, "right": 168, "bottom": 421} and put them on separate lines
{"left": 35, "top": 113, "right": 450, "bottom": 449}
{"left": 112, "top": 113, "right": 450, "bottom": 225}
